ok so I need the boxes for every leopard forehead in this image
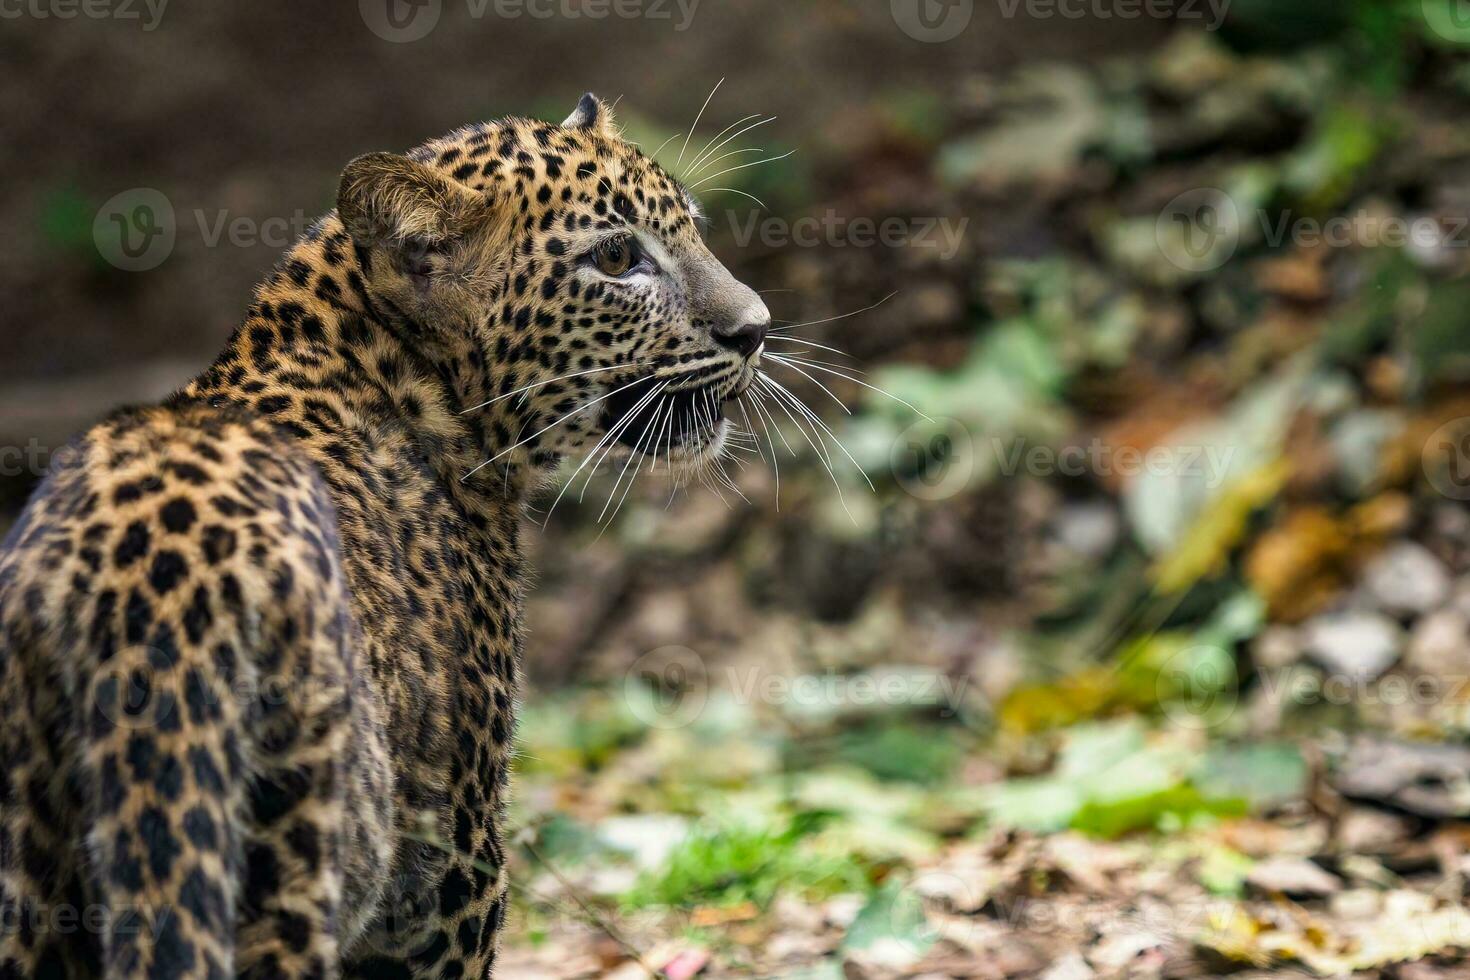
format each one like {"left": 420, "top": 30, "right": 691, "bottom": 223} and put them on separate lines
{"left": 410, "top": 112, "right": 704, "bottom": 246}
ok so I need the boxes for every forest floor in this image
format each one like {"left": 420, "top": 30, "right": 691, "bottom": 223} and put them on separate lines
{"left": 495, "top": 18, "right": 1470, "bottom": 979}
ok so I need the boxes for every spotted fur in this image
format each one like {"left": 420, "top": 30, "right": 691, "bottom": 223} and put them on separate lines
{"left": 0, "top": 95, "right": 769, "bottom": 979}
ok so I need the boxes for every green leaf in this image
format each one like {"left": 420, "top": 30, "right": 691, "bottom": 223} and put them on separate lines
{"left": 841, "top": 880, "right": 936, "bottom": 968}
{"left": 1193, "top": 743, "right": 1308, "bottom": 809}
{"left": 1283, "top": 103, "right": 1394, "bottom": 210}
{"left": 1071, "top": 785, "right": 1246, "bottom": 838}
{"left": 984, "top": 778, "right": 1084, "bottom": 833}
{"left": 1197, "top": 844, "right": 1256, "bottom": 896}
{"left": 937, "top": 66, "right": 1104, "bottom": 189}
{"left": 623, "top": 820, "right": 867, "bottom": 911}
{"left": 1411, "top": 279, "right": 1470, "bottom": 388}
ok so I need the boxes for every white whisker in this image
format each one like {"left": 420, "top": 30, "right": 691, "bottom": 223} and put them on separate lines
{"left": 771, "top": 292, "right": 897, "bottom": 333}
{"left": 653, "top": 393, "right": 676, "bottom": 473}
{"left": 768, "top": 351, "right": 865, "bottom": 373}
{"left": 756, "top": 374, "right": 853, "bottom": 521}
{"left": 752, "top": 396, "right": 781, "bottom": 509}
{"left": 763, "top": 354, "right": 854, "bottom": 417}
{"left": 698, "top": 187, "right": 769, "bottom": 210}
{"left": 600, "top": 394, "right": 669, "bottom": 523}
{"left": 460, "top": 363, "right": 628, "bottom": 414}
{"left": 760, "top": 373, "right": 875, "bottom": 493}
{"left": 764, "top": 335, "right": 856, "bottom": 360}
{"left": 649, "top": 132, "right": 684, "bottom": 162}
{"left": 756, "top": 374, "right": 833, "bottom": 470}
{"left": 684, "top": 146, "right": 764, "bottom": 184}
{"left": 542, "top": 380, "right": 668, "bottom": 525}
{"left": 685, "top": 116, "right": 777, "bottom": 178}
{"left": 684, "top": 112, "right": 763, "bottom": 177}
{"left": 768, "top": 356, "right": 932, "bottom": 422}
{"left": 462, "top": 372, "right": 652, "bottom": 481}
{"left": 579, "top": 380, "right": 669, "bottom": 501}
{"left": 690, "top": 150, "right": 796, "bottom": 190}
{"left": 677, "top": 78, "right": 724, "bottom": 168}
{"left": 748, "top": 384, "right": 794, "bottom": 457}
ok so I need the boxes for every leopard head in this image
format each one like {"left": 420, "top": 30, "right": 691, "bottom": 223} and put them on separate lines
{"left": 336, "top": 94, "right": 769, "bottom": 482}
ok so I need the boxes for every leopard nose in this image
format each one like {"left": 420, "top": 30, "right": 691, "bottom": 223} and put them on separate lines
{"left": 715, "top": 315, "right": 769, "bottom": 358}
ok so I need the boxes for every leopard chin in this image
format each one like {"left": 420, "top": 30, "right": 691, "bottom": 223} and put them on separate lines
{"left": 666, "top": 416, "right": 732, "bottom": 473}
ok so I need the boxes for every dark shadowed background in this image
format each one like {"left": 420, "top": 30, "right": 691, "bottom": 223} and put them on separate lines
{"left": 8, "top": 2, "right": 1470, "bottom": 976}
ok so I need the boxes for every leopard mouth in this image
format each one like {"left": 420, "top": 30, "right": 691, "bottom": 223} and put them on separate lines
{"left": 600, "top": 378, "right": 728, "bottom": 454}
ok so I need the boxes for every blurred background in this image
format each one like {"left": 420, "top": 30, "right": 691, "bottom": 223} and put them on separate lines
{"left": 8, "top": 1, "right": 1470, "bottom": 976}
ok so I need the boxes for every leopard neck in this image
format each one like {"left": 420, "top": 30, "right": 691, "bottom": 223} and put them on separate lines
{"left": 182, "top": 215, "right": 533, "bottom": 513}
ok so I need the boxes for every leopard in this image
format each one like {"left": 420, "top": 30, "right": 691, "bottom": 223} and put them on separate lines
{"left": 0, "top": 93, "right": 771, "bottom": 980}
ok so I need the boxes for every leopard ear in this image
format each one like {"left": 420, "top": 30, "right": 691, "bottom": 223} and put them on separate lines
{"left": 337, "top": 151, "right": 492, "bottom": 291}
{"left": 562, "top": 93, "right": 615, "bottom": 136}
{"left": 337, "top": 151, "right": 487, "bottom": 250}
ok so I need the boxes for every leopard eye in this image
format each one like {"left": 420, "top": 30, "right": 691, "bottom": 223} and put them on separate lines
{"left": 593, "top": 234, "right": 637, "bottom": 277}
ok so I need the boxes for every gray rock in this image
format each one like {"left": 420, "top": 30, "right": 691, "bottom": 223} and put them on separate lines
{"left": 1406, "top": 608, "right": 1470, "bottom": 680}
{"left": 1052, "top": 501, "right": 1120, "bottom": 562}
{"left": 1041, "top": 953, "right": 1095, "bottom": 980}
{"left": 1334, "top": 807, "right": 1413, "bottom": 856}
{"left": 1252, "top": 625, "right": 1303, "bottom": 671}
{"left": 1246, "top": 857, "right": 1342, "bottom": 898}
{"left": 1361, "top": 542, "right": 1451, "bottom": 616}
{"left": 1302, "top": 611, "right": 1403, "bottom": 681}
{"left": 1333, "top": 736, "right": 1470, "bottom": 819}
